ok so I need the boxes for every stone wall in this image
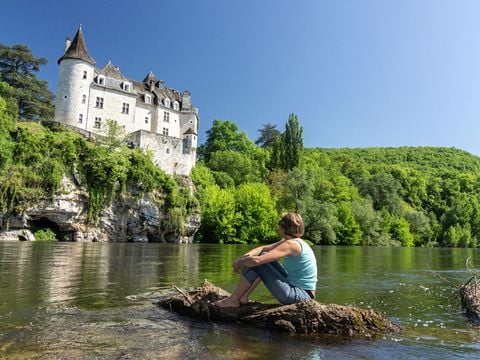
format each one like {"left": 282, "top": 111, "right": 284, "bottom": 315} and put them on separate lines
{"left": 132, "top": 130, "right": 196, "bottom": 176}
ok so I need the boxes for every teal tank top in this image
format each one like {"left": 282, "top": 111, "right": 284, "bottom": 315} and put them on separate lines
{"left": 283, "top": 239, "right": 317, "bottom": 290}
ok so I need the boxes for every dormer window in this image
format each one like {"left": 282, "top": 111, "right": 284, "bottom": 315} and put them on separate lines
{"left": 122, "top": 82, "right": 131, "bottom": 92}
{"left": 145, "top": 94, "right": 152, "bottom": 104}
{"left": 163, "top": 97, "right": 170, "bottom": 108}
{"left": 97, "top": 75, "right": 105, "bottom": 85}
{"left": 173, "top": 101, "right": 179, "bottom": 111}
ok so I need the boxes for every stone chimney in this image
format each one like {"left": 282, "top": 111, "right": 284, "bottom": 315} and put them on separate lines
{"left": 182, "top": 90, "right": 191, "bottom": 110}
{"left": 64, "top": 37, "right": 71, "bottom": 52}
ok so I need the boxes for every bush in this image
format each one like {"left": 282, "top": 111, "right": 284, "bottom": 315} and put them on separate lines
{"left": 34, "top": 228, "right": 57, "bottom": 241}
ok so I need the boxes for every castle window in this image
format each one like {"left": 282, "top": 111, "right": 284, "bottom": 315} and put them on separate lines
{"left": 97, "top": 75, "right": 105, "bottom": 85}
{"left": 173, "top": 101, "right": 179, "bottom": 111}
{"left": 96, "top": 97, "right": 104, "bottom": 109}
{"left": 78, "top": 114, "right": 83, "bottom": 123}
{"left": 122, "top": 82, "right": 131, "bottom": 92}
{"left": 94, "top": 117, "right": 101, "bottom": 129}
{"left": 83, "top": 71, "right": 87, "bottom": 79}
{"left": 122, "top": 103, "right": 129, "bottom": 114}
{"left": 166, "top": 148, "right": 170, "bottom": 154}
{"left": 82, "top": 94, "right": 86, "bottom": 104}
{"left": 163, "top": 111, "right": 170, "bottom": 123}
{"left": 162, "top": 127, "right": 169, "bottom": 136}
{"left": 145, "top": 94, "right": 152, "bottom": 104}
{"left": 163, "top": 98, "right": 170, "bottom": 107}
{"left": 145, "top": 116, "right": 149, "bottom": 124}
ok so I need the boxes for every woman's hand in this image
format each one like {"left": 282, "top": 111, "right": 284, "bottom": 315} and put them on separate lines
{"left": 233, "top": 255, "right": 248, "bottom": 273}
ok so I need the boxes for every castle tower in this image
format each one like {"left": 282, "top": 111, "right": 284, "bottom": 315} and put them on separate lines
{"left": 54, "top": 26, "right": 95, "bottom": 129}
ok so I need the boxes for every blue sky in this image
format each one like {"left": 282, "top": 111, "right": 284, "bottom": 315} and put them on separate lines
{"left": 2, "top": 0, "right": 480, "bottom": 155}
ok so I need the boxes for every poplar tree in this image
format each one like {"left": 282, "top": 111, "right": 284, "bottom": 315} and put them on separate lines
{"left": 282, "top": 113, "right": 303, "bottom": 170}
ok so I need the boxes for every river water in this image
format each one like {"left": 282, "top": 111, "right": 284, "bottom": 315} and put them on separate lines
{"left": 0, "top": 242, "right": 479, "bottom": 359}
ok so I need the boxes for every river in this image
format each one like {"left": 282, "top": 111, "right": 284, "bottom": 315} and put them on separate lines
{"left": 0, "top": 242, "right": 479, "bottom": 359}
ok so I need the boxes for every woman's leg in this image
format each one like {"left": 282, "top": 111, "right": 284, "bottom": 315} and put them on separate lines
{"left": 214, "top": 275, "right": 258, "bottom": 308}
{"left": 239, "top": 277, "right": 261, "bottom": 304}
{"left": 245, "top": 262, "right": 311, "bottom": 305}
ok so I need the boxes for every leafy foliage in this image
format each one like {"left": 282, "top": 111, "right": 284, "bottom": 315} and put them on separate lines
{"left": 34, "top": 228, "right": 57, "bottom": 241}
{"left": 0, "top": 44, "right": 54, "bottom": 121}
{"left": 0, "top": 95, "right": 185, "bottom": 229}
{"left": 194, "top": 116, "right": 480, "bottom": 247}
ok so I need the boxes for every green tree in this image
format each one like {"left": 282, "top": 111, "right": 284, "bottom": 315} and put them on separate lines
{"left": 96, "top": 119, "right": 127, "bottom": 151}
{"left": 208, "top": 150, "right": 264, "bottom": 186}
{"left": 255, "top": 122, "right": 281, "bottom": 148}
{"left": 359, "top": 173, "right": 403, "bottom": 215}
{"left": 336, "top": 203, "right": 362, "bottom": 245}
{"left": 390, "top": 217, "right": 414, "bottom": 247}
{"left": 197, "top": 184, "right": 237, "bottom": 243}
{"left": 283, "top": 113, "right": 303, "bottom": 170}
{"left": 0, "top": 85, "right": 17, "bottom": 170}
{"left": 233, "top": 183, "right": 278, "bottom": 243}
{"left": 0, "top": 44, "right": 54, "bottom": 121}
{"left": 198, "top": 119, "right": 255, "bottom": 161}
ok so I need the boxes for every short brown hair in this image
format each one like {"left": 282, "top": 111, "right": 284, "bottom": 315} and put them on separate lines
{"left": 279, "top": 212, "right": 304, "bottom": 237}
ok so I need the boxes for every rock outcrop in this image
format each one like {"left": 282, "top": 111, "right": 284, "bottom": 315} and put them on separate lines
{"left": 0, "top": 175, "right": 200, "bottom": 243}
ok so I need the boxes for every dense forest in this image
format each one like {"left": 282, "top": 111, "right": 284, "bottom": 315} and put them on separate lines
{"left": 1, "top": 43, "right": 480, "bottom": 247}
{"left": 193, "top": 117, "right": 480, "bottom": 248}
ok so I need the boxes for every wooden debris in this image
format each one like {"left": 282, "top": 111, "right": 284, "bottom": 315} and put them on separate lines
{"left": 156, "top": 280, "right": 401, "bottom": 337}
{"left": 459, "top": 276, "right": 480, "bottom": 322}
{"left": 457, "top": 257, "right": 480, "bottom": 322}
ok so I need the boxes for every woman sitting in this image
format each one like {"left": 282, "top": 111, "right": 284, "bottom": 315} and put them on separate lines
{"left": 215, "top": 212, "right": 317, "bottom": 308}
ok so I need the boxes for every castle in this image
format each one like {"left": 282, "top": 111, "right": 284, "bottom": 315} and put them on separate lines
{"left": 54, "top": 26, "right": 198, "bottom": 176}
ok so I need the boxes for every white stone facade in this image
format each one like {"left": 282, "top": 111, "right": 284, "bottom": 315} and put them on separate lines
{"left": 54, "top": 27, "right": 198, "bottom": 176}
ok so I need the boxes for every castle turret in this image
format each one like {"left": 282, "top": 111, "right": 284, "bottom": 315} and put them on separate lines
{"left": 54, "top": 26, "right": 96, "bottom": 129}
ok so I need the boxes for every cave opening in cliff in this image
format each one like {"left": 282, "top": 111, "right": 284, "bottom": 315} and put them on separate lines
{"left": 146, "top": 232, "right": 162, "bottom": 242}
{"left": 28, "top": 217, "right": 66, "bottom": 241}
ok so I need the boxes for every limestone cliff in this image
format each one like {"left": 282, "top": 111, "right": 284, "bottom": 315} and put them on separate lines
{"left": 0, "top": 175, "right": 200, "bottom": 243}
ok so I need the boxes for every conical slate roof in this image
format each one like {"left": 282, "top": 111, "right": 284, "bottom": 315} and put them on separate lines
{"left": 143, "top": 70, "right": 156, "bottom": 83}
{"left": 58, "top": 26, "right": 95, "bottom": 65}
{"left": 183, "top": 127, "right": 197, "bottom": 135}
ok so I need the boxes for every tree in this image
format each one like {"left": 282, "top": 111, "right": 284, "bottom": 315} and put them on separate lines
{"left": 197, "top": 185, "right": 237, "bottom": 243}
{"left": 255, "top": 123, "right": 281, "bottom": 148}
{"left": 359, "top": 173, "right": 403, "bottom": 216}
{"left": 208, "top": 150, "right": 263, "bottom": 186}
{"left": 96, "top": 119, "right": 127, "bottom": 151}
{"left": 233, "top": 183, "right": 278, "bottom": 243}
{"left": 0, "top": 44, "right": 54, "bottom": 121}
{"left": 0, "top": 83, "right": 17, "bottom": 170}
{"left": 198, "top": 119, "right": 255, "bottom": 162}
{"left": 283, "top": 113, "right": 303, "bottom": 170}
{"left": 336, "top": 203, "right": 362, "bottom": 245}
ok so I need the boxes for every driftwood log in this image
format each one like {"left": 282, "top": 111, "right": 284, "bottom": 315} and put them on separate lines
{"left": 156, "top": 280, "right": 401, "bottom": 337}
{"left": 459, "top": 277, "right": 480, "bottom": 322}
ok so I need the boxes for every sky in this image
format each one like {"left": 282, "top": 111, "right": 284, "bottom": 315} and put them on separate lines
{"left": 2, "top": 0, "right": 480, "bottom": 155}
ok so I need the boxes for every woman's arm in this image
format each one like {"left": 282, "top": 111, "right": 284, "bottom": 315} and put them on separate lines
{"left": 236, "top": 240, "right": 301, "bottom": 269}
{"left": 243, "top": 240, "right": 284, "bottom": 256}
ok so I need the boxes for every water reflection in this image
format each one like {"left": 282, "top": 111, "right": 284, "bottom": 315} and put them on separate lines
{"left": 1, "top": 243, "right": 480, "bottom": 359}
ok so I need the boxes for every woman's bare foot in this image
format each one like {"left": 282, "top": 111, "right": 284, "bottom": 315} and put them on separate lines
{"left": 239, "top": 296, "right": 250, "bottom": 305}
{"left": 214, "top": 296, "right": 241, "bottom": 308}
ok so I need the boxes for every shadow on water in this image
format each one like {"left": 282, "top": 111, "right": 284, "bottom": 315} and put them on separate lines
{"left": 1, "top": 242, "right": 480, "bottom": 359}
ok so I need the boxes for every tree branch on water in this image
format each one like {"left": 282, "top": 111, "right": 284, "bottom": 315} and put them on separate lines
{"left": 156, "top": 280, "right": 401, "bottom": 337}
